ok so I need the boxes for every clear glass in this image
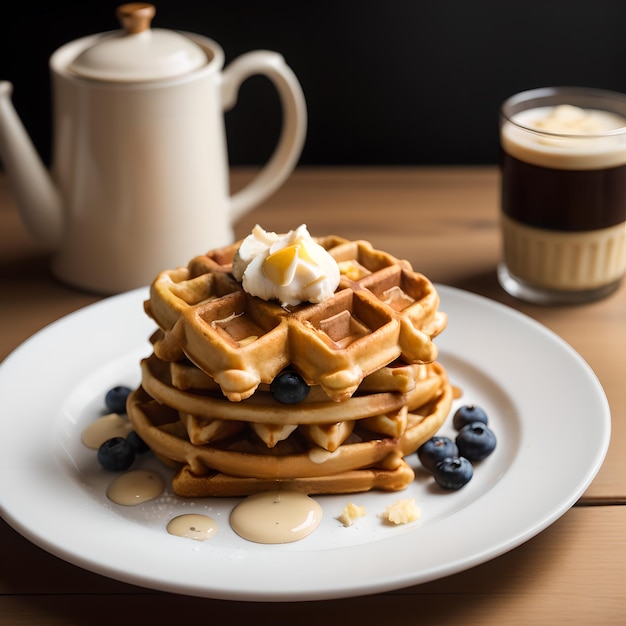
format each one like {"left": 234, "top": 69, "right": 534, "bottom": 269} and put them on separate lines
{"left": 498, "top": 87, "right": 626, "bottom": 304}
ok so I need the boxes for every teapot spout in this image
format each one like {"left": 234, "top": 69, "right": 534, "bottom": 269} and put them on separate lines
{"left": 0, "top": 81, "right": 63, "bottom": 248}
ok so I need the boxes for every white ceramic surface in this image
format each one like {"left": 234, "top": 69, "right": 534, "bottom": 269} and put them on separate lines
{"left": 0, "top": 286, "right": 611, "bottom": 601}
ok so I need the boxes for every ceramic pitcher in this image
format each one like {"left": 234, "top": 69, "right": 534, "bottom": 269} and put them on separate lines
{"left": 0, "top": 3, "right": 307, "bottom": 293}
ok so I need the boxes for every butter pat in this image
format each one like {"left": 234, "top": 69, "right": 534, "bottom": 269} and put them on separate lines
{"left": 382, "top": 498, "right": 421, "bottom": 525}
{"left": 337, "top": 501, "right": 366, "bottom": 527}
{"left": 232, "top": 225, "right": 340, "bottom": 306}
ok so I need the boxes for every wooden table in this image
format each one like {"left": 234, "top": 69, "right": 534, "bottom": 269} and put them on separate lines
{"left": 1, "top": 168, "right": 625, "bottom": 624}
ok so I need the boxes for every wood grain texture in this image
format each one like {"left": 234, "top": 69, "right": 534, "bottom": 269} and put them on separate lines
{"left": 1, "top": 508, "right": 625, "bottom": 625}
{"left": 1, "top": 168, "right": 624, "bottom": 625}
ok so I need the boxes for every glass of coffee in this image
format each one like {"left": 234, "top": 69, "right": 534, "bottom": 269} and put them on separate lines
{"left": 498, "top": 86, "right": 626, "bottom": 304}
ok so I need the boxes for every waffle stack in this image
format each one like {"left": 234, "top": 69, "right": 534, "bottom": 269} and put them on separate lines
{"left": 127, "top": 234, "right": 452, "bottom": 496}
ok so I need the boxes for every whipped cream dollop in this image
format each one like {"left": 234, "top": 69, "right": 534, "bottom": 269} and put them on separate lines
{"left": 232, "top": 225, "right": 340, "bottom": 306}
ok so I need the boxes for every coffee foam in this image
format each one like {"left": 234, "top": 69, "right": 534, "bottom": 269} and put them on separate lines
{"left": 501, "top": 106, "right": 626, "bottom": 170}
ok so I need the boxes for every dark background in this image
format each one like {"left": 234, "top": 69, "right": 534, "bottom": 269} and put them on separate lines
{"left": 1, "top": 0, "right": 626, "bottom": 167}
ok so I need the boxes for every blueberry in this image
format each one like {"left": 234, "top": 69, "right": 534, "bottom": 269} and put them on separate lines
{"left": 97, "top": 437, "right": 135, "bottom": 471}
{"left": 417, "top": 436, "right": 459, "bottom": 472}
{"left": 126, "top": 430, "right": 149, "bottom": 454}
{"left": 270, "top": 370, "right": 310, "bottom": 404}
{"left": 105, "top": 385, "right": 132, "bottom": 414}
{"left": 452, "top": 404, "right": 489, "bottom": 431}
{"left": 456, "top": 422, "right": 497, "bottom": 461}
{"left": 432, "top": 457, "right": 473, "bottom": 490}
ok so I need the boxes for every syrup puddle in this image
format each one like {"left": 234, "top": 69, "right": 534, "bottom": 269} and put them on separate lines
{"left": 81, "top": 413, "right": 133, "bottom": 449}
{"left": 230, "top": 490, "right": 323, "bottom": 544}
{"left": 167, "top": 514, "right": 219, "bottom": 541}
{"left": 107, "top": 469, "right": 165, "bottom": 506}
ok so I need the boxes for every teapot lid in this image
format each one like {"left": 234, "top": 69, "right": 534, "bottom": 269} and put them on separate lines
{"left": 68, "top": 3, "right": 208, "bottom": 81}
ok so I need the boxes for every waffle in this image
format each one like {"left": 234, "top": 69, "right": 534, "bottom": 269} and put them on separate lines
{"left": 128, "top": 231, "right": 452, "bottom": 496}
{"left": 127, "top": 358, "right": 452, "bottom": 496}
{"left": 146, "top": 236, "right": 447, "bottom": 402}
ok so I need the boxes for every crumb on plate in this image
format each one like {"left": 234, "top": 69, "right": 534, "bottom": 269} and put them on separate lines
{"left": 337, "top": 501, "right": 367, "bottom": 527}
{"left": 382, "top": 498, "right": 421, "bottom": 525}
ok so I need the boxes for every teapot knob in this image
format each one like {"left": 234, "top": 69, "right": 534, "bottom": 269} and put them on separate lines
{"left": 116, "top": 3, "right": 156, "bottom": 34}
{"left": 68, "top": 2, "right": 206, "bottom": 80}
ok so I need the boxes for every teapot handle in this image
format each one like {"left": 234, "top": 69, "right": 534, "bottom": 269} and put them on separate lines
{"left": 221, "top": 51, "right": 307, "bottom": 221}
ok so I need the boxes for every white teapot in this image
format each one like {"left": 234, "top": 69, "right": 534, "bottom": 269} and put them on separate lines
{"left": 0, "top": 3, "right": 307, "bottom": 293}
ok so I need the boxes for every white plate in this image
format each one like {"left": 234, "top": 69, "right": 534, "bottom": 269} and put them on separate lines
{"left": 0, "top": 285, "right": 610, "bottom": 601}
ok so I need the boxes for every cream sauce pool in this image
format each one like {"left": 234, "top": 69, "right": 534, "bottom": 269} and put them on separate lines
{"left": 106, "top": 470, "right": 165, "bottom": 506}
{"left": 230, "top": 490, "right": 323, "bottom": 544}
{"left": 167, "top": 514, "right": 219, "bottom": 541}
{"left": 81, "top": 413, "right": 133, "bottom": 449}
